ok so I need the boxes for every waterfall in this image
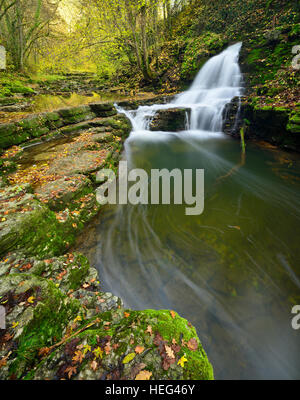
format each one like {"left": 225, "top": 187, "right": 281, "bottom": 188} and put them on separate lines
{"left": 116, "top": 42, "right": 243, "bottom": 135}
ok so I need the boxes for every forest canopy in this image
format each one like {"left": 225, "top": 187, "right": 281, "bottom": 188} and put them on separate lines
{"left": 0, "top": 0, "right": 299, "bottom": 87}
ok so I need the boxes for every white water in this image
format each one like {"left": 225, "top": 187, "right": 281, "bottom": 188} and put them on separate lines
{"left": 116, "top": 42, "right": 243, "bottom": 135}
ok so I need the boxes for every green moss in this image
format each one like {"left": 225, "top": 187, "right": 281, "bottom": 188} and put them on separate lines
{"left": 0, "top": 274, "right": 82, "bottom": 379}
{"left": 34, "top": 308, "right": 213, "bottom": 380}
{"left": 181, "top": 32, "right": 226, "bottom": 80}
{"left": 0, "top": 75, "right": 34, "bottom": 97}
{"left": 68, "top": 254, "right": 91, "bottom": 290}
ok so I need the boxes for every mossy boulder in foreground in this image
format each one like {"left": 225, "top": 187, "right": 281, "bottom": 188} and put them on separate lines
{"left": 0, "top": 253, "right": 213, "bottom": 380}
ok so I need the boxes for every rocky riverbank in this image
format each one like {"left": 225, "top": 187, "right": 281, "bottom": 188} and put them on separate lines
{"left": 0, "top": 99, "right": 213, "bottom": 380}
{"left": 222, "top": 96, "right": 300, "bottom": 152}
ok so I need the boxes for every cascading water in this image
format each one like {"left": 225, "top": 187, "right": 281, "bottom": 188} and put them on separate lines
{"left": 116, "top": 42, "right": 243, "bottom": 134}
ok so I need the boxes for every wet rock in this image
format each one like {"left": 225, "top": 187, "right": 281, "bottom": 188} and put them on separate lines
{"left": 57, "top": 106, "right": 96, "bottom": 125}
{"left": 0, "top": 103, "right": 31, "bottom": 113}
{"left": 0, "top": 188, "right": 62, "bottom": 257}
{"left": 242, "top": 103, "right": 300, "bottom": 151}
{"left": 91, "top": 132, "right": 114, "bottom": 144}
{"left": 0, "top": 234, "right": 213, "bottom": 381}
{"left": 49, "top": 151, "right": 108, "bottom": 176}
{"left": 89, "top": 103, "right": 117, "bottom": 117}
{"left": 59, "top": 121, "right": 93, "bottom": 135}
{"left": 222, "top": 96, "right": 243, "bottom": 137}
{"left": 91, "top": 115, "right": 132, "bottom": 137}
{"left": 287, "top": 111, "right": 300, "bottom": 134}
{"left": 149, "top": 108, "right": 191, "bottom": 132}
{"left": 30, "top": 308, "right": 213, "bottom": 381}
{"left": 0, "top": 273, "right": 82, "bottom": 379}
{"left": 0, "top": 102, "right": 130, "bottom": 150}
{"left": 35, "top": 175, "right": 91, "bottom": 211}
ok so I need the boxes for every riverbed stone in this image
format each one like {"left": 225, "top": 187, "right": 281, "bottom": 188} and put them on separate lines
{"left": 150, "top": 108, "right": 191, "bottom": 131}
{"left": 287, "top": 111, "right": 300, "bottom": 134}
{"left": 35, "top": 175, "right": 91, "bottom": 211}
{"left": 57, "top": 106, "right": 96, "bottom": 125}
{"left": 29, "top": 308, "right": 213, "bottom": 381}
{"left": 89, "top": 102, "right": 116, "bottom": 115}
{"left": 49, "top": 150, "right": 108, "bottom": 176}
{"left": 90, "top": 131, "right": 114, "bottom": 143}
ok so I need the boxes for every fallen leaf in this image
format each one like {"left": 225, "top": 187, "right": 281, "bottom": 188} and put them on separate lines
{"left": 0, "top": 357, "right": 8, "bottom": 369}
{"left": 27, "top": 296, "right": 35, "bottom": 304}
{"left": 187, "top": 338, "right": 198, "bottom": 351}
{"left": 135, "top": 345, "right": 145, "bottom": 354}
{"left": 135, "top": 370, "right": 152, "bottom": 380}
{"left": 93, "top": 347, "right": 103, "bottom": 359}
{"left": 72, "top": 350, "right": 84, "bottom": 364}
{"left": 165, "top": 345, "right": 175, "bottom": 359}
{"left": 145, "top": 325, "right": 153, "bottom": 335}
{"left": 90, "top": 360, "right": 98, "bottom": 371}
{"left": 38, "top": 347, "right": 50, "bottom": 357}
{"left": 178, "top": 355, "right": 188, "bottom": 368}
{"left": 65, "top": 365, "right": 77, "bottom": 379}
{"left": 104, "top": 342, "right": 111, "bottom": 355}
{"left": 122, "top": 353, "right": 136, "bottom": 364}
{"left": 170, "top": 310, "right": 176, "bottom": 319}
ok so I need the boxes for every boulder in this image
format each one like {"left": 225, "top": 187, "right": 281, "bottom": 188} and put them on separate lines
{"left": 222, "top": 96, "right": 243, "bottom": 137}
{"left": 149, "top": 108, "right": 191, "bottom": 132}
{"left": 89, "top": 102, "right": 117, "bottom": 117}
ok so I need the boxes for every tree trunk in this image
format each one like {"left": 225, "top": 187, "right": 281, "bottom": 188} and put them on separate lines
{"left": 140, "top": 5, "right": 153, "bottom": 81}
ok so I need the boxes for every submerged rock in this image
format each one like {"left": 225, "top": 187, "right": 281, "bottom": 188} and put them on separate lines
{"left": 149, "top": 108, "right": 190, "bottom": 132}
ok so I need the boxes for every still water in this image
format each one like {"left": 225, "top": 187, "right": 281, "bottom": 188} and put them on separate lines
{"left": 75, "top": 132, "right": 300, "bottom": 380}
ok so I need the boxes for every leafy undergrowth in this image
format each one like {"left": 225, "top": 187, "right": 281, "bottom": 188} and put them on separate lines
{"left": 0, "top": 73, "right": 35, "bottom": 98}
{"left": 242, "top": 23, "right": 300, "bottom": 110}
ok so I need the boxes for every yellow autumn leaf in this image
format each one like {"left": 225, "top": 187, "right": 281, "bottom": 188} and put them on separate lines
{"left": 12, "top": 322, "right": 19, "bottom": 329}
{"left": 178, "top": 355, "right": 188, "bottom": 368}
{"left": 135, "top": 370, "right": 152, "bottom": 380}
{"left": 93, "top": 347, "right": 103, "bottom": 359}
{"left": 122, "top": 353, "right": 136, "bottom": 364}
{"left": 83, "top": 344, "right": 91, "bottom": 355}
{"left": 27, "top": 296, "right": 35, "bottom": 304}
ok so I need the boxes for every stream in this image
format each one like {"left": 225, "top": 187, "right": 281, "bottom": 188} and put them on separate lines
{"left": 73, "top": 43, "right": 300, "bottom": 380}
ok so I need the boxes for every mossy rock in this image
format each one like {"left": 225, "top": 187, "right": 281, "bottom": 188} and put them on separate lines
{"left": 0, "top": 273, "right": 82, "bottom": 379}
{"left": 100, "top": 116, "right": 131, "bottom": 137}
{"left": 35, "top": 175, "right": 92, "bottom": 212}
{"left": 0, "top": 186, "right": 72, "bottom": 258}
{"left": 31, "top": 309, "right": 213, "bottom": 381}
